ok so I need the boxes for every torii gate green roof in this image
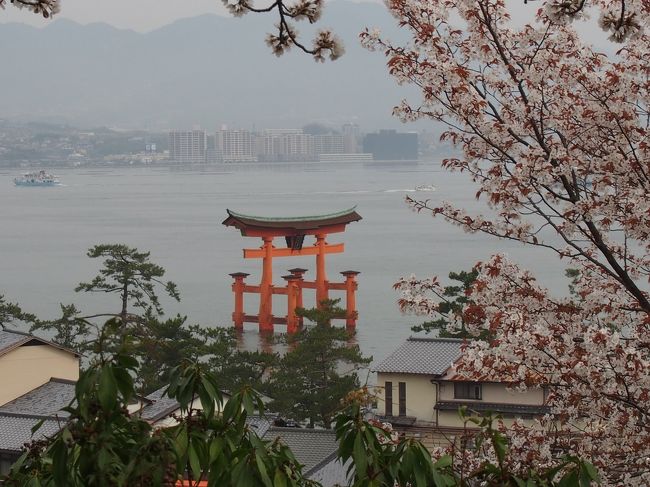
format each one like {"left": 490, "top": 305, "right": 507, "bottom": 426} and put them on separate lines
{"left": 223, "top": 207, "right": 362, "bottom": 234}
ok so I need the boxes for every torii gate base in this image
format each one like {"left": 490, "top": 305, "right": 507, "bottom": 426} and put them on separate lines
{"left": 223, "top": 208, "right": 362, "bottom": 333}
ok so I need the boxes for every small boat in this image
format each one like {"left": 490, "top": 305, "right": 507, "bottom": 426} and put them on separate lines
{"left": 415, "top": 184, "right": 436, "bottom": 192}
{"left": 14, "top": 170, "right": 60, "bottom": 187}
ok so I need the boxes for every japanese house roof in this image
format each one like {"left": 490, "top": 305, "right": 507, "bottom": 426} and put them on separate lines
{"left": 0, "top": 329, "right": 80, "bottom": 358}
{"left": 0, "top": 412, "right": 64, "bottom": 453}
{"left": 223, "top": 207, "right": 362, "bottom": 234}
{"left": 0, "top": 378, "right": 76, "bottom": 417}
{"left": 262, "top": 427, "right": 338, "bottom": 472}
{"left": 373, "top": 337, "right": 463, "bottom": 376}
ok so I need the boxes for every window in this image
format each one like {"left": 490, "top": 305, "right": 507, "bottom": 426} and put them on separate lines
{"left": 385, "top": 381, "right": 393, "bottom": 416}
{"left": 454, "top": 382, "right": 482, "bottom": 400}
{"left": 398, "top": 382, "right": 406, "bottom": 416}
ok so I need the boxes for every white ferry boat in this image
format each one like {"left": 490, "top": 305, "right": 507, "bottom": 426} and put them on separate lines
{"left": 14, "top": 170, "right": 60, "bottom": 187}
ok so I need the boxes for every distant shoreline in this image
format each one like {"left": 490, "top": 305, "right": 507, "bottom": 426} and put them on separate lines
{"left": 2, "top": 158, "right": 426, "bottom": 170}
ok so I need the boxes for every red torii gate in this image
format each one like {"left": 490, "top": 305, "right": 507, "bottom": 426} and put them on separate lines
{"left": 223, "top": 207, "right": 362, "bottom": 333}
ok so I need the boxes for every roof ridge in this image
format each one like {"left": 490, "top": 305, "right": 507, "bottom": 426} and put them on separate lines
{"left": 0, "top": 411, "right": 66, "bottom": 421}
{"left": 49, "top": 377, "right": 77, "bottom": 385}
{"left": 304, "top": 451, "right": 340, "bottom": 477}
{"left": 267, "top": 427, "right": 336, "bottom": 434}
{"left": 0, "top": 330, "right": 81, "bottom": 358}
{"left": 407, "top": 336, "right": 464, "bottom": 343}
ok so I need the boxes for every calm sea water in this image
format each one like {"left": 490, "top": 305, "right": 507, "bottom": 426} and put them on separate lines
{"left": 0, "top": 161, "right": 568, "bottom": 362}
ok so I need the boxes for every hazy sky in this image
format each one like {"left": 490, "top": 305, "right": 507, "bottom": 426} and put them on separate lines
{"left": 2, "top": 0, "right": 231, "bottom": 32}
{"left": 0, "top": 0, "right": 607, "bottom": 48}
{"left": 0, "top": 0, "right": 380, "bottom": 32}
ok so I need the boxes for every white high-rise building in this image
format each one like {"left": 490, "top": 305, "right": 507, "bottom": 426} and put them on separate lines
{"left": 217, "top": 129, "right": 256, "bottom": 162}
{"left": 255, "top": 129, "right": 315, "bottom": 161}
{"left": 168, "top": 130, "right": 206, "bottom": 164}
{"left": 342, "top": 123, "right": 361, "bottom": 154}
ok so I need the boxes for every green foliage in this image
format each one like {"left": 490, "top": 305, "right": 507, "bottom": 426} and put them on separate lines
{"left": 165, "top": 361, "right": 315, "bottom": 486}
{"left": 3, "top": 332, "right": 314, "bottom": 487}
{"left": 2, "top": 253, "right": 602, "bottom": 486}
{"left": 266, "top": 300, "right": 371, "bottom": 428}
{"left": 411, "top": 270, "right": 485, "bottom": 339}
{"left": 0, "top": 294, "right": 37, "bottom": 329}
{"left": 336, "top": 403, "right": 457, "bottom": 487}
{"left": 335, "top": 404, "right": 600, "bottom": 487}
{"left": 137, "top": 316, "right": 276, "bottom": 394}
{"left": 31, "top": 243, "right": 180, "bottom": 353}
{"left": 296, "top": 298, "right": 348, "bottom": 327}
{"left": 2, "top": 324, "right": 600, "bottom": 487}
{"left": 3, "top": 329, "right": 176, "bottom": 486}
{"left": 565, "top": 268, "right": 580, "bottom": 299}
{"left": 27, "top": 244, "right": 275, "bottom": 395}
{"left": 76, "top": 244, "right": 180, "bottom": 321}
{"left": 31, "top": 303, "right": 92, "bottom": 352}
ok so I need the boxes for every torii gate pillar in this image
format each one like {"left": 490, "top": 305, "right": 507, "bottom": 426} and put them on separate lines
{"left": 315, "top": 234, "right": 328, "bottom": 306}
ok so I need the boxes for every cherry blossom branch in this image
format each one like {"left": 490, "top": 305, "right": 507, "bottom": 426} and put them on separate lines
{"left": 220, "top": 0, "right": 343, "bottom": 61}
{"left": 0, "top": 0, "right": 59, "bottom": 17}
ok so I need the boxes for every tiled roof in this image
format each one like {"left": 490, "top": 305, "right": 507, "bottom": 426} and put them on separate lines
{"left": 0, "top": 412, "right": 64, "bottom": 452}
{"left": 0, "top": 329, "right": 79, "bottom": 358}
{"left": 139, "top": 386, "right": 181, "bottom": 422}
{"left": 0, "top": 378, "right": 76, "bottom": 416}
{"left": 435, "top": 401, "right": 550, "bottom": 416}
{"left": 373, "top": 337, "right": 463, "bottom": 376}
{"left": 262, "top": 427, "right": 338, "bottom": 472}
{"left": 306, "top": 453, "right": 351, "bottom": 487}
{"left": 246, "top": 415, "right": 273, "bottom": 438}
{"left": 223, "top": 207, "right": 362, "bottom": 233}
{"left": 0, "top": 330, "right": 31, "bottom": 356}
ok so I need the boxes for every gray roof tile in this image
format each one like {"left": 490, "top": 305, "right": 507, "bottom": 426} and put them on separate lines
{"left": 0, "top": 413, "right": 64, "bottom": 452}
{"left": 373, "top": 337, "right": 463, "bottom": 376}
{"left": 263, "top": 427, "right": 338, "bottom": 472}
{"left": 306, "top": 454, "right": 351, "bottom": 487}
{"left": 139, "top": 387, "right": 180, "bottom": 422}
{"left": 0, "top": 379, "right": 76, "bottom": 416}
{"left": 246, "top": 415, "right": 273, "bottom": 437}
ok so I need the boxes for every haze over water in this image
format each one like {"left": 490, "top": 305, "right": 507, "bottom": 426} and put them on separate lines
{"left": 1, "top": 161, "right": 568, "bottom": 362}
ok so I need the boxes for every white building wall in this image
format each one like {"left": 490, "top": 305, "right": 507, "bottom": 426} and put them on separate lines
{"left": 376, "top": 373, "right": 437, "bottom": 423}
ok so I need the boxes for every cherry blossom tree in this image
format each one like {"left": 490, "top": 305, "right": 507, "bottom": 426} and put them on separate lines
{"left": 378, "top": 0, "right": 650, "bottom": 484}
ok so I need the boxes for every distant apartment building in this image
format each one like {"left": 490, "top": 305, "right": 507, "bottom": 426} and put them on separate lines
{"left": 168, "top": 130, "right": 206, "bottom": 164}
{"left": 255, "top": 129, "right": 315, "bottom": 162}
{"left": 313, "top": 134, "right": 345, "bottom": 155}
{"left": 363, "top": 129, "right": 419, "bottom": 161}
{"left": 205, "top": 134, "right": 220, "bottom": 164}
{"left": 341, "top": 123, "right": 361, "bottom": 154}
{"left": 217, "top": 129, "right": 256, "bottom": 162}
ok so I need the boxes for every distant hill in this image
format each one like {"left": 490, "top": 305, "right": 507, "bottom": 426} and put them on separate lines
{"left": 0, "top": 2, "right": 421, "bottom": 131}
